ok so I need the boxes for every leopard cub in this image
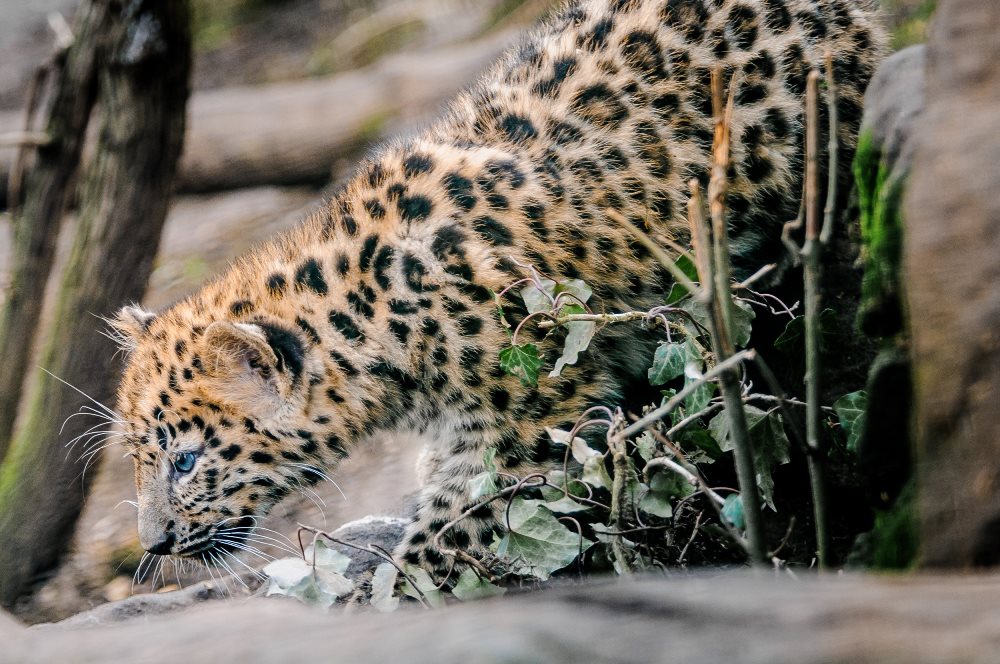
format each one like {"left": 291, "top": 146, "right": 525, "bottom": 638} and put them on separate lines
{"left": 113, "top": 0, "right": 885, "bottom": 579}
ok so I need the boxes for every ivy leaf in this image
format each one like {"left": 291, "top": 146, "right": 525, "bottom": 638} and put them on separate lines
{"left": 648, "top": 342, "right": 686, "bottom": 386}
{"left": 635, "top": 431, "right": 656, "bottom": 462}
{"left": 639, "top": 466, "right": 693, "bottom": 519}
{"left": 520, "top": 279, "right": 557, "bottom": 314}
{"left": 542, "top": 495, "right": 591, "bottom": 514}
{"left": 467, "top": 470, "right": 498, "bottom": 501}
{"left": 568, "top": 437, "right": 611, "bottom": 490}
{"left": 680, "top": 296, "right": 755, "bottom": 348}
{"left": 679, "top": 428, "right": 722, "bottom": 463}
{"left": 549, "top": 318, "right": 596, "bottom": 377}
{"left": 722, "top": 494, "right": 745, "bottom": 529}
{"left": 774, "top": 309, "right": 838, "bottom": 355}
{"left": 708, "top": 406, "right": 790, "bottom": 510}
{"left": 262, "top": 556, "right": 354, "bottom": 608}
{"left": 553, "top": 278, "right": 593, "bottom": 307}
{"left": 682, "top": 338, "right": 716, "bottom": 413}
{"left": 370, "top": 563, "right": 400, "bottom": 613}
{"left": 731, "top": 298, "right": 756, "bottom": 348}
{"left": 833, "top": 390, "right": 868, "bottom": 453}
{"left": 401, "top": 565, "right": 445, "bottom": 608}
{"left": 500, "top": 343, "right": 542, "bottom": 386}
{"left": 263, "top": 557, "right": 312, "bottom": 594}
{"left": 494, "top": 498, "right": 593, "bottom": 580}
{"left": 452, "top": 568, "right": 506, "bottom": 602}
{"left": 303, "top": 539, "right": 351, "bottom": 574}
{"left": 665, "top": 255, "right": 699, "bottom": 305}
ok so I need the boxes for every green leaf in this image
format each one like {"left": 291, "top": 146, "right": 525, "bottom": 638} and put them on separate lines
{"left": 550, "top": 319, "right": 596, "bottom": 377}
{"left": 649, "top": 466, "right": 696, "bottom": 499}
{"left": 494, "top": 498, "right": 593, "bottom": 580}
{"left": 262, "top": 556, "right": 354, "bottom": 608}
{"left": 467, "top": 470, "right": 498, "bottom": 501}
{"left": 401, "top": 565, "right": 445, "bottom": 608}
{"left": 722, "top": 494, "right": 746, "bottom": 529}
{"left": 639, "top": 464, "right": 699, "bottom": 518}
{"left": 470, "top": 449, "right": 501, "bottom": 500}
{"left": 520, "top": 279, "right": 557, "bottom": 314}
{"left": 708, "top": 406, "right": 790, "bottom": 510}
{"left": 542, "top": 495, "right": 592, "bottom": 514}
{"left": 680, "top": 296, "right": 755, "bottom": 348}
{"left": 648, "top": 342, "right": 687, "bottom": 386}
{"left": 553, "top": 278, "right": 593, "bottom": 306}
{"left": 499, "top": 343, "right": 542, "bottom": 386}
{"left": 570, "top": 435, "right": 611, "bottom": 490}
{"left": 635, "top": 431, "right": 656, "bottom": 462}
{"left": 639, "top": 487, "right": 673, "bottom": 518}
{"left": 303, "top": 539, "right": 351, "bottom": 574}
{"left": 682, "top": 339, "right": 716, "bottom": 413}
{"left": 774, "top": 309, "right": 838, "bottom": 354}
{"left": 833, "top": 390, "right": 868, "bottom": 453}
{"left": 665, "top": 255, "right": 699, "bottom": 305}
{"left": 370, "top": 563, "right": 400, "bottom": 613}
{"left": 731, "top": 298, "right": 756, "bottom": 348}
{"left": 678, "top": 428, "right": 723, "bottom": 462}
{"left": 452, "top": 568, "right": 506, "bottom": 601}
{"left": 542, "top": 470, "right": 589, "bottom": 500}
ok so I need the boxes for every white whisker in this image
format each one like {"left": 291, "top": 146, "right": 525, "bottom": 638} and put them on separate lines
{"left": 39, "top": 368, "right": 120, "bottom": 419}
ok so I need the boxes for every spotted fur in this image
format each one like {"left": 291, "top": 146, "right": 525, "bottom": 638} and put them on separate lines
{"left": 114, "top": 0, "right": 885, "bottom": 578}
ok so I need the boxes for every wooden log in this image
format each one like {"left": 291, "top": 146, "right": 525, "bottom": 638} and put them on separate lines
{"left": 0, "top": 32, "right": 514, "bottom": 203}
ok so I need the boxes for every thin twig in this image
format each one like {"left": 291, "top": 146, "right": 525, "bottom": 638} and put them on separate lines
{"left": 641, "top": 426, "right": 749, "bottom": 552}
{"left": 677, "top": 511, "right": 704, "bottom": 566}
{"left": 615, "top": 349, "right": 755, "bottom": 441}
{"left": 821, "top": 51, "right": 838, "bottom": 246}
{"left": 799, "top": 66, "right": 832, "bottom": 571}
{"left": 432, "top": 474, "right": 548, "bottom": 582}
{"left": 605, "top": 207, "right": 701, "bottom": 297}
{"left": 296, "top": 523, "right": 431, "bottom": 608}
{"left": 688, "top": 68, "right": 767, "bottom": 567}
{"left": 0, "top": 131, "right": 51, "bottom": 148}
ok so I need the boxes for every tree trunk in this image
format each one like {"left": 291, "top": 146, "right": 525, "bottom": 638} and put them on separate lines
{"left": 905, "top": 0, "right": 1000, "bottom": 566}
{"left": 0, "top": 2, "right": 107, "bottom": 458}
{"left": 0, "top": 0, "right": 191, "bottom": 607}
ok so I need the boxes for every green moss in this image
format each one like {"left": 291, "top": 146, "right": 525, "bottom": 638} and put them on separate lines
{"left": 354, "top": 111, "right": 392, "bottom": 147}
{"left": 191, "top": 0, "right": 281, "bottom": 51}
{"left": 307, "top": 19, "right": 425, "bottom": 76}
{"left": 869, "top": 480, "right": 919, "bottom": 569}
{"left": 888, "top": 0, "right": 937, "bottom": 50}
{"left": 852, "top": 130, "right": 907, "bottom": 337}
{"left": 106, "top": 543, "right": 145, "bottom": 582}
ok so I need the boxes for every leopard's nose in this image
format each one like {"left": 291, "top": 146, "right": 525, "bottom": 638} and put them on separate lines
{"left": 145, "top": 531, "right": 176, "bottom": 555}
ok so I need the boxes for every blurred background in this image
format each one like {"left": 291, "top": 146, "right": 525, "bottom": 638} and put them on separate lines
{"left": 0, "top": 0, "right": 932, "bottom": 622}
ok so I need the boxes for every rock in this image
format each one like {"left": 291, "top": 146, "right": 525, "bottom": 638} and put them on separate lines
{"left": 855, "top": 44, "right": 926, "bottom": 338}
{"left": 9, "top": 572, "right": 1000, "bottom": 663}
{"left": 322, "top": 512, "right": 413, "bottom": 581}
{"left": 904, "top": 0, "right": 1000, "bottom": 567}
{"left": 44, "top": 578, "right": 255, "bottom": 628}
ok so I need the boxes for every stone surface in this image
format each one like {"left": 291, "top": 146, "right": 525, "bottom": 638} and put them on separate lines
{"left": 904, "top": 0, "right": 1000, "bottom": 566}
{"left": 5, "top": 573, "right": 1000, "bottom": 663}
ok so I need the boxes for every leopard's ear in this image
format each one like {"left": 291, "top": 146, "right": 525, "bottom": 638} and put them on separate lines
{"left": 200, "top": 321, "right": 288, "bottom": 415}
{"left": 108, "top": 305, "right": 156, "bottom": 352}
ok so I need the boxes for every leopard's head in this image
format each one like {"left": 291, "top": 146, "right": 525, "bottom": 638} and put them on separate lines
{"left": 112, "top": 303, "right": 336, "bottom": 562}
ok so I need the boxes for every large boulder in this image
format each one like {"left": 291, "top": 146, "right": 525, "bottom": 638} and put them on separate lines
{"left": 904, "top": 0, "right": 1000, "bottom": 566}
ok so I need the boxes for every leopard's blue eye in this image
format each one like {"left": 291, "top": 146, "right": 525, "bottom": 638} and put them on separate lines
{"left": 174, "top": 451, "right": 197, "bottom": 474}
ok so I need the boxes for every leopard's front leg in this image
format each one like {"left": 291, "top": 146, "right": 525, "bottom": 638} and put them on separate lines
{"left": 395, "top": 434, "right": 505, "bottom": 582}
